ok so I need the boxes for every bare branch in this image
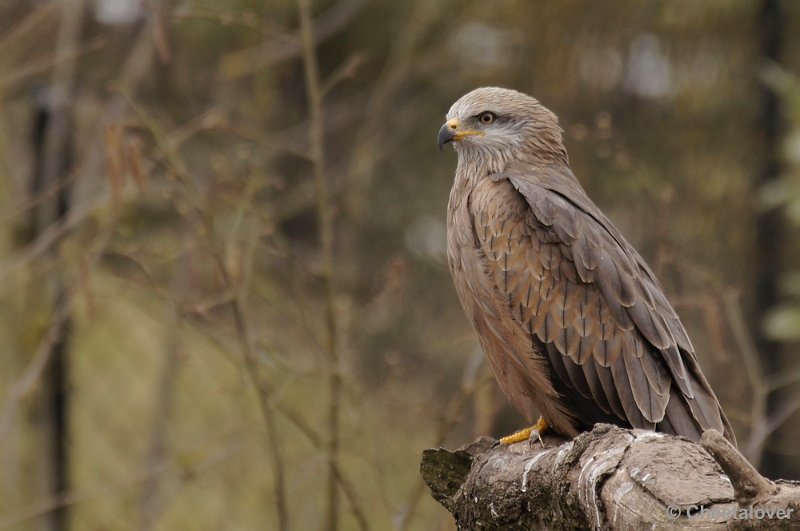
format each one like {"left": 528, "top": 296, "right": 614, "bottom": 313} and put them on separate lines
{"left": 0, "top": 440, "right": 244, "bottom": 530}
{"left": 220, "top": 0, "right": 368, "bottom": 79}
{"left": 296, "top": 2, "right": 352, "bottom": 530}
{"left": 701, "top": 429, "right": 778, "bottom": 505}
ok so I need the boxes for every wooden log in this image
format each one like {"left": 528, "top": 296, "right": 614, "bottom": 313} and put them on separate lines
{"left": 421, "top": 424, "right": 800, "bottom": 529}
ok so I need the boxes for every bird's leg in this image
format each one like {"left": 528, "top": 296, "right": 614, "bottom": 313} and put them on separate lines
{"left": 528, "top": 417, "right": 548, "bottom": 449}
{"left": 499, "top": 417, "right": 549, "bottom": 446}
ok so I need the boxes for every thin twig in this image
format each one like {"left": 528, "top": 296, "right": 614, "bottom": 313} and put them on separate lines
{"left": 0, "top": 2, "right": 59, "bottom": 56}
{"left": 745, "top": 394, "right": 800, "bottom": 461}
{"left": 0, "top": 440, "right": 244, "bottom": 530}
{"left": 219, "top": 0, "right": 368, "bottom": 79}
{"left": 122, "top": 65, "right": 369, "bottom": 527}
{"left": 668, "top": 260, "right": 771, "bottom": 466}
{"left": 297, "top": 2, "right": 343, "bottom": 531}
{"left": 344, "top": 0, "right": 446, "bottom": 216}
{"left": 395, "top": 360, "right": 494, "bottom": 531}
{"left": 0, "top": 36, "right": 106, "bottom": 93}
{"left": 0, "top": 190, "right": 109, "bottom": 286}
{"left": 320, "top": 52, "right": 366, "bottom": 96}
{"left": 186, "top": 307, "right": 370, "bottom": 531}
{"left": 0, "top": 289, "right": 72, "bottom": 441}
{"left": 766, "top": 367, "right": 800, "bottom": 392}
{"left": 121, "top": 77, "right": 291, "bottom": 529}
{"left": 721, "top": 290, "right": 769, "bottom": 466}
{"left": 203, "top": 213, "right": 289, "bottom": 531}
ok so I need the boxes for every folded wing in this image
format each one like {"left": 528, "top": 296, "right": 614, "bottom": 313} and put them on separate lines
{"left": 473, "top": 162, "right": 736, "bottom": 445}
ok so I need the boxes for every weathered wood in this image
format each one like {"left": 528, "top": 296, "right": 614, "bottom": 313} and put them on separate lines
{"left": 421, "top": 424, "right": 800, "bottom": 530}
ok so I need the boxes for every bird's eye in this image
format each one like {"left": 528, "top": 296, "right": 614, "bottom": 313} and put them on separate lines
{"left": 478, "top": 111, "right": 497, "bottom": 125}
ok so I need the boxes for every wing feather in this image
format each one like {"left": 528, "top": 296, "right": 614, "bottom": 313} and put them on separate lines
{"left": 468, "top": 162, "right": 735, "bottom": 445}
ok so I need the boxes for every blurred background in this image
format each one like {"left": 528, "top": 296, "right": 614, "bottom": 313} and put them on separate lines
{"left": 1, "top": 0, "right": 800, "bottom": 529}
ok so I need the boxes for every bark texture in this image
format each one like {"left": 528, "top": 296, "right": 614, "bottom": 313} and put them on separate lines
{"left": 421, "top": 424, "right": 800, "bottom": 529}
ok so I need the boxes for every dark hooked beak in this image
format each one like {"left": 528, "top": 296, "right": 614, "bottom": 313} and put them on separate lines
{"left": 438, "top": 122, "right": 456, "bottom": 151}
{"left": 438, "top": 118, "right": 484, "bottom": 151}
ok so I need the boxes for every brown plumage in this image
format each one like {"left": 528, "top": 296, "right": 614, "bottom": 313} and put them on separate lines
{"left": 439, "top": 87, "right": 736, "bottom": 445}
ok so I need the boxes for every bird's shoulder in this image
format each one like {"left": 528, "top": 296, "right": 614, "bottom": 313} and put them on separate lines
{"left": 495, "top": 162, "right": 662, "bottom": 293}
{"left": 469, "top": 160, "right": 694, "bottom": 356}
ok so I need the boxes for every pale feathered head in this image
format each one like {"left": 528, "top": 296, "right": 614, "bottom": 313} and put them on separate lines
{"left": 438, "top": 87, "right": 567, "bottom": 167}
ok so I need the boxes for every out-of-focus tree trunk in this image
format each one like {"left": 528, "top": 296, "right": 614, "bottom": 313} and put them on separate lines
{"left": 754, "top": 0, "right": 796, "bottom": 479}
{"left": 24, "top": 1, "right": 85, "bottom": 529}
{"left": 27, "top": 84, "right": 74, "bottom": 531}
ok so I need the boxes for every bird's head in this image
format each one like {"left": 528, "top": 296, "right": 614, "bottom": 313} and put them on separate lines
{"left": 438, "top": 87, "right": 567, "bottom": 168}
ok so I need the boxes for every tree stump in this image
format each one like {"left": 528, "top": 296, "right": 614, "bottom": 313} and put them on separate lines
{"left": 421, "top": 424, "right": 800, "bottom": 529}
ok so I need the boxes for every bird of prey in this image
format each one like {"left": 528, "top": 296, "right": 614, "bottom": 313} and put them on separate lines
{"left": 438, "top": 87, "right": 736, "bottom": 446}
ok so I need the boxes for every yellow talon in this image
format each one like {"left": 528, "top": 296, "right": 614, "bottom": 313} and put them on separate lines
{"left": 499, "top": 417, "right": 549, "bottom": 445}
